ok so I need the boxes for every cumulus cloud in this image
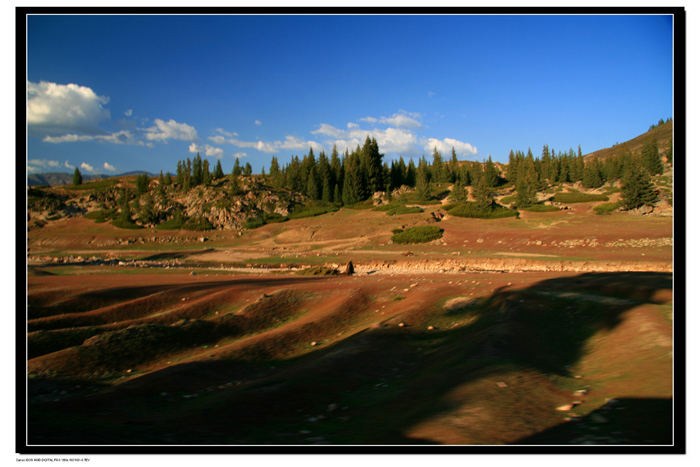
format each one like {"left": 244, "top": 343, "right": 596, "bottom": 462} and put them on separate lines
{"left": 189, "top": 142, "right": 225, "bottom": 158}
{"left": 125, "top": 109, "right": 133, "bottom": 117}
{"left": 212, "top": 135, "right": 322, "bottom": 155}
{"left": 347, "top": 122, "right": 359, "bottom": 129}
{"left": 141, "top": 119, "right": 198, "bottom": 142}
{"left": 27, "top": 159, "right": 63, "bottom": 174}
{"left": 232, "top": 152, "right": 248, "bottom": 159}
{"left": 421, "top": 137, "right": 478, "bottom": 158}
{"left": 42, "top": 130, "right": 147, "bottom": 145}
{"left": 379, "top": 111, "right": 423, "bottom": 129}
{"left": 27, "top": 81, "right": 111, "bottom": 137}
{"left": 64, "top": 160, "right": 74, "bottom": 169}
{"left": 255, "top": 120, "right": 262, "bottom": 126}
{"left": 359, "top": 116, "right": 378, "bottom": 123}
{"left": 103, "top": 162, "right": 117, "bottom": 172}
{"left": 80, "top": 162, "right": 96, "bottom": 173}
{"left": 310, "top": 122, "right": 418, "bottom": 156}
{"left": 215, "top": 128, "right": 237, "bottom": 137}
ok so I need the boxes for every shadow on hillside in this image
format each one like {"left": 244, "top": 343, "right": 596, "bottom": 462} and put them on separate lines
{"left": 513, "top": 397, "right": 673, "bottom": 445}
{"left": 25, "top": 271, "right": 675, "bottom": 448}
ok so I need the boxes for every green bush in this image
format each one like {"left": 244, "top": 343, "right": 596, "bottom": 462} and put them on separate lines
{"left": 157, "top": 217, "right": 185, "bottom": 230}
{"left": 520, "top": 204, "right": 561, "bottom": 212}
{"left": 111, "top": 219, "right": 142, "bottom": 230}
{"left": 372, "top": 202, "right": 403, "bottom": 212}
{"left": 551, "top": 192, "right": 609, "bottom": 204}
{"left": 243, "top": 217, "right": 266, "bottom": 229}
{"left": 448, "top": 202, "right": 519, "bottom": 219}
{"left": 391, "top": 228, "right": 404, "bottom": 234}
{"left": 602, "top": 186, "right": 622, "bottom": 194}
{"left": 345, "top": 199, "right": 376, "bottom": 210}
{"left": 288, "top": 203, "right": 339, "bottom": 219}
{"left": 391, "top": 226, "right": 443, "bottom": 244}
{"left": 593, "top": 201, "right": 622, "bottom": 215}
{"left": 499, "top": 194, "right": 518, "bottom": 204}
{"left": 386, "top": 206, "right": 423, "bottom": 216}
{"left": 181, "top": 216, "right": 214, "bottom": 231}
{"left": 294, "top": 266, "right": 339, "bottom": 276}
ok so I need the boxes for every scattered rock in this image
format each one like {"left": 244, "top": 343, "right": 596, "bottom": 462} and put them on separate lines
{"left": 557, "top": 404, "right": 575, "bottom": 411}
{"left": 496, "top": 381, "right": 508, "bottom": 388}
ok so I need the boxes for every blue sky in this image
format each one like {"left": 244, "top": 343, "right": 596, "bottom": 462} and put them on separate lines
{"left": 25, "top": 13, "right": 674, "bottom": 176}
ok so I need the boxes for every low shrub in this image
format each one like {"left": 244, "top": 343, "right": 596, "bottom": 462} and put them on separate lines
{"left": 602, "top": 186, "right": 622, "bottom": 194}
{"left": 243, "top": 212, "right": 290, "bottom": 229}
{"left": 499, "top": 194, "right": 518, "bottom": 204}
{"left": 593, "top": 201, "right": 622, "bottom": 215}
{"left": 157, "top": 217, "right": 185, "bottom": 230}
{"left": 448, "top": 202, "right": 519, "bottom": 219}
{"left": 551, "top": 192, "right": 609, "bottom": 204}
{"left": 391, "top": 225, "right": 443, "bottom": 244}
{"left": 295, "top": 266, "right": 339, "bottom": 276}
{"left": 111, "top": 219, "right": 142, "bottom": 230}
{"left": 372, "top": 202, "right": 403, "bottom": 212}
{"left": 345, "top": 199, "right": 376, "bottom": 210}
{"left": 520, "top": 204, "right": 561, "bottom": 212}
{"left": 288, "top": 203, "right": 339, "bottom": 219}
{"left": 181, "top": 216, "right": 214, "bottom": 231}
{"left": 386, "top": 206, "right": 423, "bottom": 216}
{"left": 243, "top": 217, "right": 266, "bottom": 230}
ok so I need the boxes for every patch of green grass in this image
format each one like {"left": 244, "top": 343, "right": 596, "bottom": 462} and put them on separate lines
{"left": 288, "top": 203, "right": 339, "bottom": 219}
{"left": 593, "top": 201, "right": 622, "bottom": 215}
{"left": 345, "top": 199, "right": 376, "bottom": 210}
{"left": 499, "top": 194, "right": 518, "bottom": 204}
{"left": 111, "top": 219, "right": 142, "bottom": 230}
{"left": 448, "top": 202, "right": 519, "bottom": 219}
{"left": 520, "top": 204, "right": 561, "bottom": 213}
{"left": 551, "top": 192, "right": 609, "bottom": 204}
{"left": 386, "top": 206, "right": 423, "bottom": 216}
{"left": 602, "top": 186, "right": 622, "bottom": 194}
{"left": 65, "top": 178, "right": 118, "bottom": 192}
{"left": 391, "top": 226, "right": 443, "bottom": 244}
{"left": 294, "top": 266, "right": 339, "bottom": 276}
{"left": 156, "top": 217, "right": 185, "bottom": 230}
{"left": 181, "top": 217, "right": 214, "bottom": 231}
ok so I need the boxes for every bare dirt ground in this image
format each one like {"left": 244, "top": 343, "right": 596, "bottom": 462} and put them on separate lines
{"left": 24, "top": 204, "right": 674, "bottom": 446}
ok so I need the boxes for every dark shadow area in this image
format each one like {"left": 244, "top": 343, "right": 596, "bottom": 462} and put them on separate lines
{"left": 513, "top": 397, "right": 673, "bottom": 445}
{"left": 25, "top": 271, "right": 675, "bottom": 448}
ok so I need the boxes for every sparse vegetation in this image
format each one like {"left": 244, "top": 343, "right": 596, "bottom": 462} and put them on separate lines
{"left": 551, "top": 192, "right": 609, "bottom": 204}
{"left": 448, "top": 202, "right": 519, "bottom": 219}
{"left": 594, "top": 201, "right": 622, "bottom": 215}
{"left": 391, "top": 225, "right": 443, "bottom": 244}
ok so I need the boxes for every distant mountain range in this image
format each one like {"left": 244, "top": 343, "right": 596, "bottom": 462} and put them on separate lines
{"left": 27, "top": 171, "right": 159, "bottom": 187}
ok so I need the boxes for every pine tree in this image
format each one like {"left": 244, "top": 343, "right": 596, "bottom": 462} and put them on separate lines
{"left": 621, "top": 163, "right": 658, "bottom": 210}
{"left": 243, "top": 162, "right": 252, "bottom": 176}
{"left": 306, "top": 167, "right": 320, "bottom": 200}
{"left": 202, "top": 159, "right": 211, "bottom": 187}
{"left": 232, "top": 158, "right": 242, "bottom": 177}
{"left": 136, "top": 172, "right": 149, "bottom": 194}
{"left": 72, "top": 167, "right": 82, "bottom": 187}
{"left": 164, "top": 172, "right": 172, "bottom": 186}
{"left": 472, "top": 173, "right": 493, "bottom": 212}
{"left": 415, "top": 164, "right": 431, "bottom": 202}
{"left": 642, "top": 138, "right": 663, "bottom": 175}
{"left": 449, "top": 179, "right": 467, "bottom": 203}
{"left": 321, "top": 177, "right": 331, "bottom": 203}
{"left": 230, "top": 174, "right": 242, "bottom": 196}
{"left": 333, "top": 183, "right": 342, "bottom": 204}
{"left": 484, "top": 156, "right": 499, "bottom": 187}
{"left": 214, "top": 160, "right": 224, "bottom": 180}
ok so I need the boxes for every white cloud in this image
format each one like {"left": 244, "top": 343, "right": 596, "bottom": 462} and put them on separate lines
{"left": 208, "top": 135, "right": 227, "bottom": 144}
{"left": 125, "top": 109, "right": 133, "bottom": 117}
{"left": 255, "top": 120, "right": 262, "bottom": 126}
{"left": 103, "top": 162, "right": 117, "bottom": 172}
{"left": 27, "top": 81, "right": 111, "bottom": 137}
{"left": 232, "top": 152, "right": 248, "bottom": 159}
{"left": 141, "top": 119, "right": 198, "bottom": 142}
{"left": 189, "top": 142, "right": 225, "bottom": 158}
{"left": 42, "top": 130, "right": 147, "bottom": 146}
{"left": 428, "top": 91, "right": 436, "bottom": 97}
{"left": 421, "top": 137, "right": 478, "bottom": 158}
{"left": 347, "top": 122, "right": 359, "bottom": 129}
{"left": 215, "top": 128, "right": 237, "bottom": 137}
{"left": 312, "top": 123, "right": 348, "bottom": 139}
{"left": 359, "top": 116, "right": 378, "bottom": 123}
{"left": 27, "top": 159, "right": 62, "bottom": 173}
{"left": 64, "top": 160, "right": 74, "bottom": 169}
{"left": 379, "top": 111, "right": 423, "bottom": 129}
{"left": 80, "top": 162, "right": 96, "bottom": 173}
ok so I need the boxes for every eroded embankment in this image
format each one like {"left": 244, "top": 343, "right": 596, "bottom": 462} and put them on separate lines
{"left": 349, "top": 257, "right": 671, "bottom": 274}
